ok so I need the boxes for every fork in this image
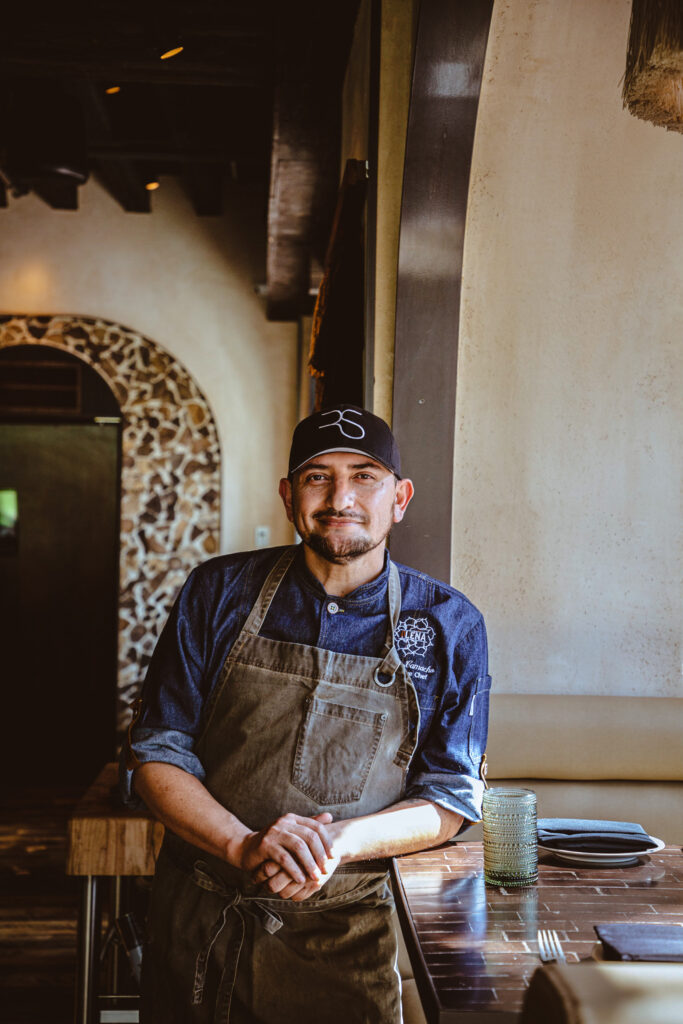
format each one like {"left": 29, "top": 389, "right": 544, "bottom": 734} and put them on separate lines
{"left": 537, "top": 929, "right": 567, "bottom": 963}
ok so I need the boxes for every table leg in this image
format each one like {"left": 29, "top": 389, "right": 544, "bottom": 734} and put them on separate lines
{"left": 108, "top": 877, "right": 123, "bottom": 995}
{"left": 74, "top": 875, "right": 100, "bottom": 1024}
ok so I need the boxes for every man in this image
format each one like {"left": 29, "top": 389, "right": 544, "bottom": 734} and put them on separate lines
{"left": 122, "top": 404, "right": 490, "bottom": 1023}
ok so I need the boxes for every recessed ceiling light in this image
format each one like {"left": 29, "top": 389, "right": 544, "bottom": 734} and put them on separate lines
{"left": 145, "top": 181, "right": 160, "bottom": 191}
{"left": 160, "top": 46, "right": 183, "bottom": 60}
{"left": 105, "top": 86, "right": 120, "bottom": 94}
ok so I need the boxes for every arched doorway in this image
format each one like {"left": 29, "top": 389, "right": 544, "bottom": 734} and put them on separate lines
{"left": 0, "top": 345, "right": 120, "bottom": 782}
{"left": 0, "top": 314, "right": 221, "bottom": 771}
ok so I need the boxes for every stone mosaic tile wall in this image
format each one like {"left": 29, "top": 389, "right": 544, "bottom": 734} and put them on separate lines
{"left": 0, "top": 315, "right": 221, "bottom": 737}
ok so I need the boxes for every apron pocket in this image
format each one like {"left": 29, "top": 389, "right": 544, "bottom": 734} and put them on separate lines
{"left": 292, "top": 696, "right": 387, "bottom": 805}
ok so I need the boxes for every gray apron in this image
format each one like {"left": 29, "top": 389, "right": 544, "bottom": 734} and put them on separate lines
{"left": 142, "top": 547, "right": 420, "bottom": 1024}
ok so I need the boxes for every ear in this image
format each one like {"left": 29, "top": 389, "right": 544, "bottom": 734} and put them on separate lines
{"left": 279, "top": 477, "right": 294, "bottom": 523}
{"left": 392, "top": 477, "right": 414, "bottom": 523}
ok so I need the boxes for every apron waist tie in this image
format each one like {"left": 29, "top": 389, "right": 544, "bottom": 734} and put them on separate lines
{"left": 191, "top": 861, "right": 283, "bottom": 1012}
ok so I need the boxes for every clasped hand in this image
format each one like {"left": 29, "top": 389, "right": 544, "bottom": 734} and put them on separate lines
{"left": 237, "top": 811, "right": 339, "bottom": 902}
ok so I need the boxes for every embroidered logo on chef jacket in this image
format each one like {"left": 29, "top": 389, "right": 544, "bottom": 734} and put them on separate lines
{"left": 395, "top": 616, "right": 436, "bottom": 659}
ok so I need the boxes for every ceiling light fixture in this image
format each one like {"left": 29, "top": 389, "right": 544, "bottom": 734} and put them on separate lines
{"left": 105, "top": 86, "right": 120, "bottom": 95}
{"left": 145, "top": 181, "right": 160, "bottom": 191}
{"left": 160, "top": 45, "right": 183, "bottom": 60}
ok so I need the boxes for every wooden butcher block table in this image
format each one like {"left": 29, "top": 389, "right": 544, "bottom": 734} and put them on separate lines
{"left": 67, "top": 763, "right": 163, "bottom": 1024}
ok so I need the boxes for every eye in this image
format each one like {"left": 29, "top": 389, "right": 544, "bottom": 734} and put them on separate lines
{"left": 303, "top": 472, "right": 328, "bottom": 483}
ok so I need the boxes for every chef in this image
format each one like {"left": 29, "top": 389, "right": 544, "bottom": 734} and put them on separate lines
{"left": 122, "top": 403, "right": 491, "bottom": 1023}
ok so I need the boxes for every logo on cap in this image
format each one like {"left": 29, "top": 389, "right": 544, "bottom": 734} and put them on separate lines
{"left": 318, "top": 408, "right": 366, "bottom": 439}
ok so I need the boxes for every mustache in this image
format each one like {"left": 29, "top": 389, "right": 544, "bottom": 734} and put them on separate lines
{"left": 312, "top": 509, "right": 367, "bottom": 522}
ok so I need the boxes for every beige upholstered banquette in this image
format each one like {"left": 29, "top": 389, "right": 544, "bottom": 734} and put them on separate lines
{"left": 469, "top": 694, "right": 682, "bottom": 843}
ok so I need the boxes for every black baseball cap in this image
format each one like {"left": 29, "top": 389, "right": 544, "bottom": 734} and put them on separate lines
{"left": 288, "top": 404, "right": 402, "bottom": 478}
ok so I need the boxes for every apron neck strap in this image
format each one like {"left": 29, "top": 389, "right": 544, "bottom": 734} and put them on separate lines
{"left": 385, "top": 561, "right": 402, "bottom": 642}
{"left": 373, "top": 561, "right": 403, "bottom": 683}
{"left": 239, "top": 546, "right": 298, "bottom": 638}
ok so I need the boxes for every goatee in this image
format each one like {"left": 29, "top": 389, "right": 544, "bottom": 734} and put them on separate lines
{"left": 303, "top": 532, "right": 384, "bottom": 565}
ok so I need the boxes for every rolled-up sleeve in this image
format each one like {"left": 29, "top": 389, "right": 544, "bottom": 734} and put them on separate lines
{"left": 120, "top": 567, "right": 211, "bottom": 807}
{"left": 405, "top": 616, "right": 490, "bottom": 826}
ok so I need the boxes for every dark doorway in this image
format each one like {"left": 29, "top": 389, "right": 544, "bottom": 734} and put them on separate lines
{"left": 0, "top": 346, "right": 120, "bottom": 785}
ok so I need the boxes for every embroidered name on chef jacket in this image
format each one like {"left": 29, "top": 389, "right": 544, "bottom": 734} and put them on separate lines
{"left": 395, "top": 616, "right": 437, "bottom": 682}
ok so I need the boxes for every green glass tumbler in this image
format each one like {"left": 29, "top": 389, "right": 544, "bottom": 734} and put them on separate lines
{"left": 482, "top": 787, "right": 538, "bottom": 887}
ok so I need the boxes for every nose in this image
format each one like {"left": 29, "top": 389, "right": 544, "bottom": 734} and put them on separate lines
{"left": 328, "top": 475, "right": 356, "bottom": 512}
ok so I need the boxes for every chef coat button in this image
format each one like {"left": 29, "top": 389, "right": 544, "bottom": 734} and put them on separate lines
{"left": 327, "top": 602, "right": 339, "bottom": 614}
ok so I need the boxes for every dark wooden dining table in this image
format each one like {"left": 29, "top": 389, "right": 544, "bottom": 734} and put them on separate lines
{"left": 391, "top": 841, "right": 683, "bottom": 1023}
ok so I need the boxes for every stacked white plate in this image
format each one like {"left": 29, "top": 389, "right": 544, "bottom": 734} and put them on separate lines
{"left": 537, "top": 835, "right": 665, "bottom": 866}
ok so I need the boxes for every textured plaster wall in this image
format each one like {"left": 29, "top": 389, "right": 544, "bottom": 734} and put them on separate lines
{"left": 0, "top": 177, "right": 298, "bottom": 554}
{"left": 454, "top": 0, "right": 682, "bottom": 697}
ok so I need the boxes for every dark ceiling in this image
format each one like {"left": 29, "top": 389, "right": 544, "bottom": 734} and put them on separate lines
{"left": 0, "top": 1, "right": 361, "bottom": 318}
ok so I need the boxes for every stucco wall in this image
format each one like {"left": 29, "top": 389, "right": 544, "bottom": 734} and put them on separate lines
{"left": 454, "top": 0, "right": 682, "bottom": 698}
{"left": 0, "top": 177, "right": 298, "bottom": 553}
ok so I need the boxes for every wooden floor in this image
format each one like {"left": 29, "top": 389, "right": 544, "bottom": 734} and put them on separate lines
{"left": 0, "top": 785, "right": 82, "bottom": 1024}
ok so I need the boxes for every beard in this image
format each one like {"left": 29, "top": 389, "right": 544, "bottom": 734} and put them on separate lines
{"left": 295, "top": 506, "right": 394, "bottom": 565}
{"left": 304, "top": 528, "right": 383, "bottom": 564}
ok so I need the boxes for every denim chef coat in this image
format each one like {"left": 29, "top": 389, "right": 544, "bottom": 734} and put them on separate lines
{"left": 123, "top": 545, "right": 491, "bottom": 826}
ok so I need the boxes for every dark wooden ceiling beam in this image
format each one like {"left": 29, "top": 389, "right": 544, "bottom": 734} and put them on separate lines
{"left": 0, "top": 58, "right": 264, "bottom": 89}
{"left": 150, "top": 84, "right": 225, "bottom": 216}
{"left": 265, "top": 84, "right": 341, "bottom": 320}
{"left": 91, "top": 161, "right": 151, "bottom": 213}
{"left": 32, "top": 179, "right": 79, "bottom": 210}
{"left": 0, "top": 5, "right": 274, "bottom": 216}
{"left": 266, "top": 121, "right": 321, "bottom": 320}
{"left": 182, "top": 167, "right": 225, "bottom": 216}
{"left": 87, "top": 143, "right": 248, "bottom": 164}
{"left": 264, "top": 1, "right": 361, "bottom": 321}
{"left": 1, "top": 3, "right": 356, "bottom": 227}
{"left": 82, "top": 83, "right": 151, "bottom": 213}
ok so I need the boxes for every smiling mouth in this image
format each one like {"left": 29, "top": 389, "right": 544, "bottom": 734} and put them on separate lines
{"left": 313, "top": 514, "right": 366, "bottom": 526}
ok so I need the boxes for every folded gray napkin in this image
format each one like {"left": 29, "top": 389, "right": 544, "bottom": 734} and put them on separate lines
{"left": 594, "top": 923, "right": 683, "bottom": 962}
{"left": 537, "top": 818, "right": 658, "bottom": 852}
